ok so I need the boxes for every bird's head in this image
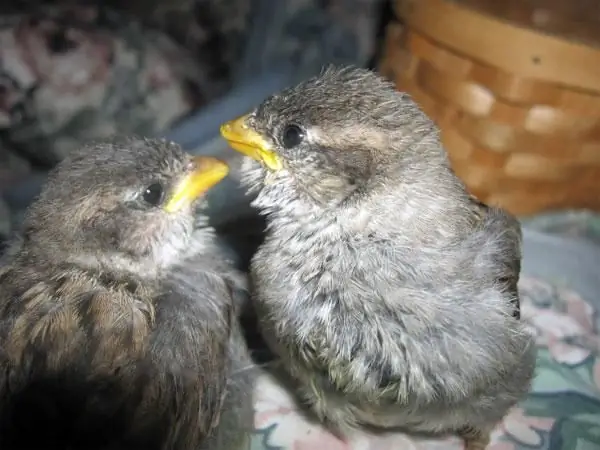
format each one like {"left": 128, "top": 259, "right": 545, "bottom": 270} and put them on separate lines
{"left": 20, "top": 137, "right": 229, "bottom": 276}
{"left": 220, "top": 66, "right": 444, "bottom": 214}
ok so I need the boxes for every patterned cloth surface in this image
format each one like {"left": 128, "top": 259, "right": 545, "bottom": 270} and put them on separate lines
{"left": 250, "top": 213, "right": 600, "bottom": 450}
{"left": 0, "top": 4, "right": 206, "bottom": 166}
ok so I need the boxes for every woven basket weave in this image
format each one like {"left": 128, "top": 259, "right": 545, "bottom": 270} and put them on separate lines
{"left": 379, "top": 0, "right": 600, "bottom": 216}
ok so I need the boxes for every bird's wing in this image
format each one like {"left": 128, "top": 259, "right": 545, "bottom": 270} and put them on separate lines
{"left": 502, "top": 212, "right": 523, "bottom": 320}
{"left": 476, "top": 203, "right": 523, "bottom": 319}
{"left": 148, "top": 268, "right": 234, "bottom": 446}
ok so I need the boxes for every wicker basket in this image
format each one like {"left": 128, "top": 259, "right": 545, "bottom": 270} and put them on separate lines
{"left": 379, "top": 0, "right": 600, "bottom": 216}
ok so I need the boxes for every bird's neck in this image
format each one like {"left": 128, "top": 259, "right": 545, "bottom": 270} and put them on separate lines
{"left": 69, "top": 252, "right": 162, "bottom": 281}
{"left": 23, "top": 227, "right": 220, "bottom": 283}
{"left": 6, "top": 248, "right": 151, "bottom": 298}
{"left": 15, "top": 240, "right": 163, "bottom": 286}
{"left": 264, "top": 171, "right": 478, "bottom": 249}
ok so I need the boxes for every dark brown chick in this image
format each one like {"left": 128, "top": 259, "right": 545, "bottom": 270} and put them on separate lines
{"left": 220, "top": 67, "right": 535, "bottom": 450}
{"left": 0, "top": 137, "right": 254, "bottom": 450}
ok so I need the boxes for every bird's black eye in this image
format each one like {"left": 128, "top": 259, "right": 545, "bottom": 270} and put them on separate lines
{"left": 141, "top": 182, "right": 165, "bottom": 207}
{"left": 281, "top": 124, "right": 305, "bottom": 149}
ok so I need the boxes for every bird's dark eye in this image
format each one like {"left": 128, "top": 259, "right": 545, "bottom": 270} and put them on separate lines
{"left": 281, "top": 124, "right": 305, "bottom": 149}
{"left": 141, "top": 182, "right": 165, "bottom": 207}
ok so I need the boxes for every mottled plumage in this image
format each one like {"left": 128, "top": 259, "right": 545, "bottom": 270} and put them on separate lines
{"left": 220, "top": 66, "right": 536, "bottom": 449}
{"left": 0, "top": 137, "right": 253, "bottom": 450}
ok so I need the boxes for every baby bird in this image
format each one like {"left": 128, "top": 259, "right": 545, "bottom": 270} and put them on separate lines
{"left": 0, "top": 137, "right": 254, "bottom": 450}
{"left": 220, "top": 67, "right": 536, "bottom": 450}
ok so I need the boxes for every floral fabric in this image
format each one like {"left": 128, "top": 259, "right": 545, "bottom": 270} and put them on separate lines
{"left": 249, "top": 215, "right": 600, "bottom": 449}
{"left": 0, "top": 4, "right": 206, "bottom": 166}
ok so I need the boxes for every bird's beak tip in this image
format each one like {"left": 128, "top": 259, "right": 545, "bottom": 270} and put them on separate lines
{"left": 218, "top": 121, "right": 234, "bottom": 137}
{"left": 163, "top": 156, "right": 229, "bottom": 213}
{"left": 219, "top": 115, "right": 282, "bottom": 172}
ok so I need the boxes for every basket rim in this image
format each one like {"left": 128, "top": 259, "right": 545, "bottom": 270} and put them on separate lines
{"left": 395, "top": 0, "right": 600, "bottom": 93}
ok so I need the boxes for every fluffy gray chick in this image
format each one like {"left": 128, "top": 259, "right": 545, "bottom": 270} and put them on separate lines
{"left": 0, "top": 137, "right": 254, "bottom": 450}
{"left": 220, "top": 66, "right": 536, "bottom": 450}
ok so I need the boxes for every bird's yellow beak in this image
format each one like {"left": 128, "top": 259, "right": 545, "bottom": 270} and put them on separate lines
{"left": 164, "top": 156, "right": 229, "bottom": 213}
{"left": 220, "top": 114, "right": 283, "bottom": 171}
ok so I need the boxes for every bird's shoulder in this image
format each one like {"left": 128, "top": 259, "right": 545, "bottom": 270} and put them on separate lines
{"left": 0, "top": 262, "right": 157, "bottom": 369}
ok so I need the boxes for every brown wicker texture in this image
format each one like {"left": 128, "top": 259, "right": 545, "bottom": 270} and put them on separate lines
{"left": 379, "top": 0, "right": 600, "bottom": 216}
